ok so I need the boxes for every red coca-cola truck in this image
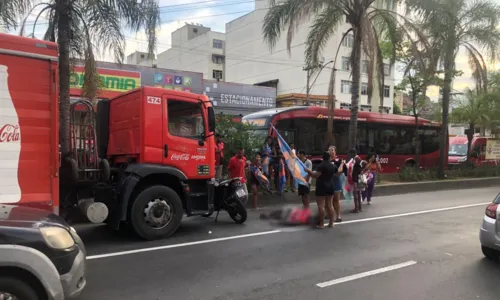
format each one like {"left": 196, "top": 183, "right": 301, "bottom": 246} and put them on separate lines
{"left": 0, "top": 33, "right": 219, "bottom": 240}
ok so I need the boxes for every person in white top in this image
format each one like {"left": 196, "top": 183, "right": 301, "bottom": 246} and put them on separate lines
{"left": 298, "top": 150, "right": 312, "bottom": 208}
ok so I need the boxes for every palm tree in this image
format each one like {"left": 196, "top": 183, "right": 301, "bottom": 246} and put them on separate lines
{"left": 406, "top": 0, "right": 500, "bottom": 178}
{"left": 262, "top": 0, "right": 408, "bottom": 149}
{"left": 1, "top": 0, "right": 160, "bottom": 159}
{"left": 450, "top": 88, "right": 496, "bottom": 162}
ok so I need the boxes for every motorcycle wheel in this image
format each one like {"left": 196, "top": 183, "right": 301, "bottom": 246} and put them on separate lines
{"left": 227, "top": 200, "right": 247, "bottom": 224}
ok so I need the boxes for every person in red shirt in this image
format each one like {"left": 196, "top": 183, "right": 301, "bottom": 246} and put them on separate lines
{"left": 215, "top": 134, "right": 225, "bottom": 180}
{"left": 228, "top": 148, "right": 248, "bottom": 202}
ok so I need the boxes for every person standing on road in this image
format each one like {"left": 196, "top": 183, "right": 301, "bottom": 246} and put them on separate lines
{"left": 362, "top": 153, "right": 382, "bottom": 204}
{"left": 261, "top": 136, "right": 275, "bottom": 180}
{"left": 215, "top": 134, "right": 225, "bottom": 180}
{"left": 328, "top": 146, "right": 344, "bottom": 222}
{"left": 350, "top": 153, "right": 364, "bottom": 213}
{"left": 228, "top": 148, "right": 248, "bottom": 203}
{"left": 298, "top": 150, "right": 312, "bottom": 208}
{"left": 305, "top": 151, "right": 336, "bottom": 228}
{"left": 288, "top": 143, "right": 297, "bottom": 193}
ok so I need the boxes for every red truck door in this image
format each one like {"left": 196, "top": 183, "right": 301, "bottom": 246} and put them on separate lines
{"left": 162, "top": 95, "right": 213, "bottom": 178}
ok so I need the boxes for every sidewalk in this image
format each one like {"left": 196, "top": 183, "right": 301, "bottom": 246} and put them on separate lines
{"left": 244, "top": 177, "right": 500, "bottom": 208}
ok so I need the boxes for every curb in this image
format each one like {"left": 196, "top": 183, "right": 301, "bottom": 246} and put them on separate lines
{"left": 244, "top": 177, "right": 500, "bottom": 209}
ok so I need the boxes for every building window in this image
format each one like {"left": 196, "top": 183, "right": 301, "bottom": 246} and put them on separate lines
{"left": 361, "top": 83, "right": 368, "bottom": 96}
{"left": 383, "top": 64, "right": 390, "bottom": 76}
{"left": 193, "top": 28, "right": 198, "bottom": 33}
{"left": 213, "top": 39, "right": 223, "bottom": 49}
{"left": 342, "top": 33, "right": 354, "bottom": 47}
{"left": 383, "top": 85, "right": 390, "bottom": 98}
{"left": 212, "top": 54, "right": 224, "bottom": 64}
{"left": 341, "top": 80, "right": 352, "bottom": 94}
{"left": 213, "top": 70, "right": 223, "bottom": 80}
{"left": 341, "top": 57, "right": 350, "bottom": 71}
{"left": 362, "top": 60, "right": 368, "bottom": 74}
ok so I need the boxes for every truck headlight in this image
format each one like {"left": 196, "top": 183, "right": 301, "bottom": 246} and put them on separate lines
{"left": 40, "top": 227, "right": 75, "bottom": 249}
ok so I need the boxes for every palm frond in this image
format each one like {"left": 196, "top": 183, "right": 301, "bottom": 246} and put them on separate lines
{"left": 18, "top": 2, "right": 52, "bottom": 37}
{"left": 304, "top": 5, "right": 344, "bottom": 68}
{"left": 464, "top": 43, "right": 488, "bottom": 93}
{"left": 0, "top": 0, "right": 37, "bottom": 30}
{"left": 262, "top": 0, "right": 327, "bottom": 53}
{"left": 43, "top": 8, "right": 57, "bottom": 41}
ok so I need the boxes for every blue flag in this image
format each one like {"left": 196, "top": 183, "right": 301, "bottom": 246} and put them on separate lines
{"left": 271, "top": 126, "right": 309, "bottom": 187}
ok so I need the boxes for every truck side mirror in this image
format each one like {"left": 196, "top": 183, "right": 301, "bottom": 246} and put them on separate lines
{"left": 208, "top": 107, "right": 216, "bottom": 133}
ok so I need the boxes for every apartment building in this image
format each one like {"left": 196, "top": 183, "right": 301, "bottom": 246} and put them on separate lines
{"left": 155, "top": 23, "right": 226, "bottom": 81}
{"left": 224, "top": 0, "right": 395, "bottom": 113}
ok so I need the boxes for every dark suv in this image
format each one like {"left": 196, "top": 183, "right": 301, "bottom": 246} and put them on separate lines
{"left": 0, "top": 205, "right": 86, "bottom": 300}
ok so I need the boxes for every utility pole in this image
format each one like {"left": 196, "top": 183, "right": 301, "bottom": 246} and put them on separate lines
{"left": 305, "top": 68, "right": 311, "bottom": 106}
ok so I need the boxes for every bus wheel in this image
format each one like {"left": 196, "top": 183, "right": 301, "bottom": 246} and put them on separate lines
{"left": 404, "top": 160, "right": 416, "bottom": 169}
{"left": 130, "top": 185, "right": 183, "bottom": 240}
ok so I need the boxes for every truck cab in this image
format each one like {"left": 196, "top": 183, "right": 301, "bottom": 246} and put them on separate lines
{"left": 93, "top": 87, "right": 217, "bottom": 240}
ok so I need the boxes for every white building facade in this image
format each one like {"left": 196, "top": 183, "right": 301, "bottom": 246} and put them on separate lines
{"left": 155, "top": 24, "right": 226, "bottom": 81}
{"left": 225, "top": 0, "right": 395, "bottom": 113}
{"left": 126, "top": 51, "right": 155, "bottom": 67}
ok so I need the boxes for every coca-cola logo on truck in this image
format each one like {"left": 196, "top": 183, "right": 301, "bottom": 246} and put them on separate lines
{"left": 0, "top": 124, "right": 20, "bottom": 142}
{"left": 171, "top": 154, "right": 189, "bottom": 160}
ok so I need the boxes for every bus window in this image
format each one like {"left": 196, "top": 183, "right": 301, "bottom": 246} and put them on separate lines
{"left": 420, "top": 129, "right": 440, "bottom": 154}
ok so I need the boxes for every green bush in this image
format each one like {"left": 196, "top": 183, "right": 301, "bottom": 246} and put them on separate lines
{"left": 397, "top": 164, "right": 500, "bottom": 182}
{"left": 215, "top": 115, "right": 263, "bottom": 161}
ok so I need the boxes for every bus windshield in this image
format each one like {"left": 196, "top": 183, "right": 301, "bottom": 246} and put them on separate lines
{"left": 449, "top": 144, "right": 468, "bottom": 156}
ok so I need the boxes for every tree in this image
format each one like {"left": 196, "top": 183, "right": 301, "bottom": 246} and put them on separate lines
{"left": 406, "top": 0, "right": 500, "bottom": 178}
{"left": 215, "top": 115, "right": 263, "bottom": 163}
{"left": 1, "top": 0, "right": 160, "bottom": 160}
{"left": 394, "top": 40, "right": 441, "bottom": 167}
{"left": 450, "top": 89, "right": 498, "bottom": 162}
{"left": 262, "top": 0, "right": 404, "bottom": 150}
{"left": 393, "top": 101, "right": 402, "bottom": 114}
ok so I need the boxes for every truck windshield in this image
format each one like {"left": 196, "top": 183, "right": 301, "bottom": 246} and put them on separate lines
{"left": 168, "top": 100, "right": 205, "bottom": 139}
{"left": 449, "top": 144, "right": 468, "bottom": 156}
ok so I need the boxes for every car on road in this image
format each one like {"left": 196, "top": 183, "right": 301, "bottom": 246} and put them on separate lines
{"left": 0, "top": 205, "right": 86, "bottom": 300}
{"left": 480, "top": 194, "right": 500, "bottom": 260}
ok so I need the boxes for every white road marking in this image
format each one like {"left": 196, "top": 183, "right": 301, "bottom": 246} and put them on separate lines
{"left": 316, "top": 260, "right": 417, "bottom": 288}
{"left": 326, "top": 202, "right": 491, "bottom": 226}
{"left": 87, "top": 202, "right": 490, "bottom": 260}
{"left": 87, "top": 230, "right": 281, "bottom": 260}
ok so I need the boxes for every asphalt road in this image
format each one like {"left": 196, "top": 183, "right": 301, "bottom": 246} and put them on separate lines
{"left": 75, "top": 187, "right": 500, "bottom": 300}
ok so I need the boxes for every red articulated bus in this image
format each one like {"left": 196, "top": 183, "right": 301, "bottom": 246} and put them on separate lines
{"left": 242, "top": 106, "right": 444, "bottom": 173}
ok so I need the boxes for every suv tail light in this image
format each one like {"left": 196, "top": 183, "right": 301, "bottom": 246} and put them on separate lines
{"left": 485, "top": 203, "right": 498, "bottom": 219}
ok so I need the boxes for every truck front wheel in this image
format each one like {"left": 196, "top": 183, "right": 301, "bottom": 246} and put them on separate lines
{"left": 130, "top": 185, "right": 183, "bottom": 240}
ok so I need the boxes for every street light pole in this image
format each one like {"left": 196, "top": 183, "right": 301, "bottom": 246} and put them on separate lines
{"left": 305, "top": 68, "right": 311, "bottom": 106}
{"left": 303, "top": 60, "right": 334, "bottom": 106}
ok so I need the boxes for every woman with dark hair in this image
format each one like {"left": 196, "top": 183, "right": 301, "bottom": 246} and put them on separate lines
{"left": 305, "top": 151, "right": 336, "bottom": 228}
{"left": 328, "top": 145, "right": 344, "bottom": 222}
{"left": 362, "top": 152, "right": 382, "bottom": 204}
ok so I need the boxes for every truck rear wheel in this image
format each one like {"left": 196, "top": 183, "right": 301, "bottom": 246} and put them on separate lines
{"left": 130, "top": 185, "right": 183, "bottom": 240}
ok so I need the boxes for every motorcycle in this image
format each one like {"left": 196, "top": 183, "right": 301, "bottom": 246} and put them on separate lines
{"left": 203, "top": 177, "right": 248, "bottom": 224}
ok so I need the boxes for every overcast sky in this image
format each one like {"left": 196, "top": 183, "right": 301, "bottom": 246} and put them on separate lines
{"left": 4, "top": 0, "right": 499, "bottom": 101}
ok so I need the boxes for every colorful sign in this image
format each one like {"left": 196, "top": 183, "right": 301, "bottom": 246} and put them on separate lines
{"left": 153, "top": 72, "right": 194, "bottom": 93}
{"left": 70, "top": 66, "right": 141, "bottom": 94}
